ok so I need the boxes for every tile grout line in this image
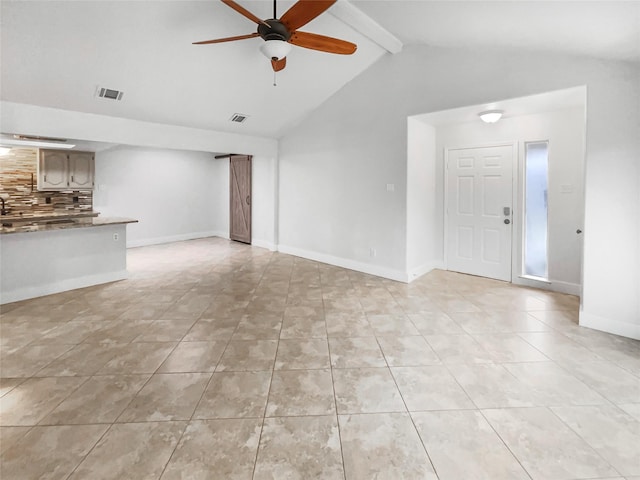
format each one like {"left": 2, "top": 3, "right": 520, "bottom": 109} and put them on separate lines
{"left": 322, "top": 263, "right": 348, "bottom": 480}
{"left": 250, "top": 251, "right": 289, "bottom": 480}
{"left": 380, "top": 283, "right": 441, "bottom": 480}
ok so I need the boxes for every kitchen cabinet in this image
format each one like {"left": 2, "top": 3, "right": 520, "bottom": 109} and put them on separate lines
{"left": 68, "top": 152, "right": 94, "bottom": 189}
{"left": 38, "top": 149, "right": 94, "bottom": 190}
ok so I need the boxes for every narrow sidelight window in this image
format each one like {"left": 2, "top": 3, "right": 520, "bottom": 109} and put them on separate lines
{"left": 524, "top": 141, "right": 549, "bottom": 279}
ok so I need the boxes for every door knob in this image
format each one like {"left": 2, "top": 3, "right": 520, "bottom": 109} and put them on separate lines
{"left": 576, "top": 229, "right": 582, "bottom": 234}
{"left": 504, "top": 219, "right": 511, "bottom": 225}
{"left": 246, "top": 195, "right": 251, "bottom": 205}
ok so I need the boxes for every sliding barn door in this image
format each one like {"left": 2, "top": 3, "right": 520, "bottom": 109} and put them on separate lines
{"left": 229, "top": 155, "right": 252, "bottom": 244}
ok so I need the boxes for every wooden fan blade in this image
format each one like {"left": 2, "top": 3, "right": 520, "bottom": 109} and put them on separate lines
{"left": 221, "top": 0, "right": 270, "bottom": 27}
{"left": 193, "top": 32, "right": 259, "bottom": 45}
{"left": 271, "top": 57, "right": 286, "bottom": 72}
{"left": 289, "top": 31, "right": 357, "bottom": 55}
{"left": 280, "top": 0, "right": 336, "bottom": 31}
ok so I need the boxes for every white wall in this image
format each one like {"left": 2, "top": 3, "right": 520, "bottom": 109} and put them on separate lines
{"left": 210, "top": 158, "right": 229, "bottom": 239}
{"left": 278, "top": 90, "right": 409, "bottom": 281}
{"left": 434, "top": 107, "right": 586, "bottom": 294}
{"left": 94, "top": 146, "right": 221, "bottom": 247}
{"left": 251, "top": 156, "right": 278, "bottom": 251}
{"left": 278, "top": 45, "right": 639, "bottom": 339}
{"left": 407, "top": 118, "right": 438, "bottom": 279}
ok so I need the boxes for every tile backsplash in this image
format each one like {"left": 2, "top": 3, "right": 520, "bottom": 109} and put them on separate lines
{"left": 0, "top": 148, "right": 93, "bottom": 216}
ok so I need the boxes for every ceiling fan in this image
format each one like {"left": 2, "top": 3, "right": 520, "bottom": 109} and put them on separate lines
{"left": 193, "top": 0, "right": 357, "bottom": 72}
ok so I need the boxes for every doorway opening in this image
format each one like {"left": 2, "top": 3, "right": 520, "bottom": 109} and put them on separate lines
{"left": 407, "top": 86, "right": 586, "bottom": 295}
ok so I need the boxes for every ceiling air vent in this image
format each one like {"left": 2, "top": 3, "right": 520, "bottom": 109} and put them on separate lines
{"left": 95, "top": 86, "right": 124, "bottom": 101}
{"left": 229, "top": 113, "right": 249, "bottom": 124}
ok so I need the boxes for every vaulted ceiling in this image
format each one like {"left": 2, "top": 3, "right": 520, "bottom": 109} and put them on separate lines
{"left": 2, "top": 1, "right": 638, "bottom": 139}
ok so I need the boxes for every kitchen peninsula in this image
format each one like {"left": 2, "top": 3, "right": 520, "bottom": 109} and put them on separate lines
{"left": 0, "top": 146, "right": 137, "bottom": 304}
{"left": 0, "top": 213, "right": 137, "bottom": 304}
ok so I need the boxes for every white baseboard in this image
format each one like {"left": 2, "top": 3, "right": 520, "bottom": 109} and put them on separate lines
{"left": 579, "top": 309, "right": 640, "bottom": 340}
{"left": 1, "top": 270, "right": 128, "bottom": 305}
{"left": 406, "top": 260, "right": 444, "bottom": 283}
{"left": 252, "top": 239, "right": 277, "bottom": 251}
{"left": 127, "top": 231, "right": 220, "bottom": 248}
{"left": 549, "top": 280, "right": 581, "bottom": 296}
{"left": 277, "top": 244, "right": 408, "bottom": 282}
{"left": 512, "top": 276, "right": 581, "bottom": 296}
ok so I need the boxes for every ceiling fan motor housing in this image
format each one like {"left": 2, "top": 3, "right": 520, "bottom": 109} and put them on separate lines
{"left": 258, "top": 19, "right": 291, "bottom": 42}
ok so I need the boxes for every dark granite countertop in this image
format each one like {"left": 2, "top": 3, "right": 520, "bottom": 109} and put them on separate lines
{"left": 0, "top": 217, "right": 138, "bottom": 235}
{"left": 0, "top": 210, "right": 99, "bottom": 223}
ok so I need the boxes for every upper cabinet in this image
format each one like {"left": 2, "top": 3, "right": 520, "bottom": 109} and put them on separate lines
{"left": 38, "top": 149, "right": 94, "bottom": 191}
{"left": 69, "top": 152, "right": 94, "bottom": 189}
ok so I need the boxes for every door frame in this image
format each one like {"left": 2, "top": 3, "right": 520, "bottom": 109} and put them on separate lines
{"left": 443, "top": 141, "right": 519, "bottom": 282}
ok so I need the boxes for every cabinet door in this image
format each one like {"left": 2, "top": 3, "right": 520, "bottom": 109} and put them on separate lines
{"left": 69, "top": 152, "right": 94, "bottom": 189}
{"left": 39, "top": 150, "right": 69, "bottom": 190}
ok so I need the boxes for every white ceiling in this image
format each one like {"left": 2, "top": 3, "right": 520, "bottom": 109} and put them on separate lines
{"left": 354, "top": 1, "right": 640, "bottom": 62}
{"left": 1, "top": 1, "right": 386, "bottom": 138}
{"left": 1, "top": 1, "right": 638, "bottom": 140}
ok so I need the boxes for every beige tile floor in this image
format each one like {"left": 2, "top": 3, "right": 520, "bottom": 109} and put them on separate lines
{"left": 1, "top": 237, "right": 639, "bottom": 479}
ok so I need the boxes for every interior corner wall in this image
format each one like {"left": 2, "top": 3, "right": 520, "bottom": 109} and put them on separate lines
{"left": 435, "top": 107, "right": 586, "bottom": 294}
{"left": 407, "top": 118, "right": 438, "bottom": 279}
{"left": 278, "top": 44, "right": 639, "bottom": 338}
{"left": 579, "top": 66, "right": 640, "bottom": 339}
{"left": 94, "top": 146, "right": 221, "bottom": 247}
{"left": 210, "top": 157, "right": 229, "bottom": 240}
{"left": 251, "top": 156, "right": 278, "bottom": 251}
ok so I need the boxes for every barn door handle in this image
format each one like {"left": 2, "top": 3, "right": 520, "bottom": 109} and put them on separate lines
{"left": 246, "top": 195, "right": 251, "bottom": 205}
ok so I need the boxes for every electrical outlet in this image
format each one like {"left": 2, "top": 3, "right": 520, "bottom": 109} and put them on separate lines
{"left": 370, "top": 248, "right": 376, "bottom": 257}
{"left": 113, "top": 233, "right": 119, "bottom": 241}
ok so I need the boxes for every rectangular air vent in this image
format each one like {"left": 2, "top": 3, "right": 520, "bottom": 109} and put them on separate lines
{"left": 96, "top": 87, "right": 124, "bottom": 101}
{"left": 229, "top": 113, "right": 249, "bottom": 123}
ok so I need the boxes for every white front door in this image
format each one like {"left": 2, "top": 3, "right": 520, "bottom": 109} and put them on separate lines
{"left": 446, "top": 145, "right": 514, "bottom": 281}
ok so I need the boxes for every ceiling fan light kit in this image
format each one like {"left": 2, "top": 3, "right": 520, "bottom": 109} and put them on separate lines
{"left": 193, "top": 0, "right": 357, "bottom": 73}
{"left": 260, "top": 40, "right": 292, "bottom": 61}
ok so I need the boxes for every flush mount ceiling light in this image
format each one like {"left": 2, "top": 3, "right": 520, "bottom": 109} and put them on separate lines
{"left": 259, "top": 39, "right": 292, "bottom": 61}
{"left": 479, "top": 110, "right": 504, "bottom": 123}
